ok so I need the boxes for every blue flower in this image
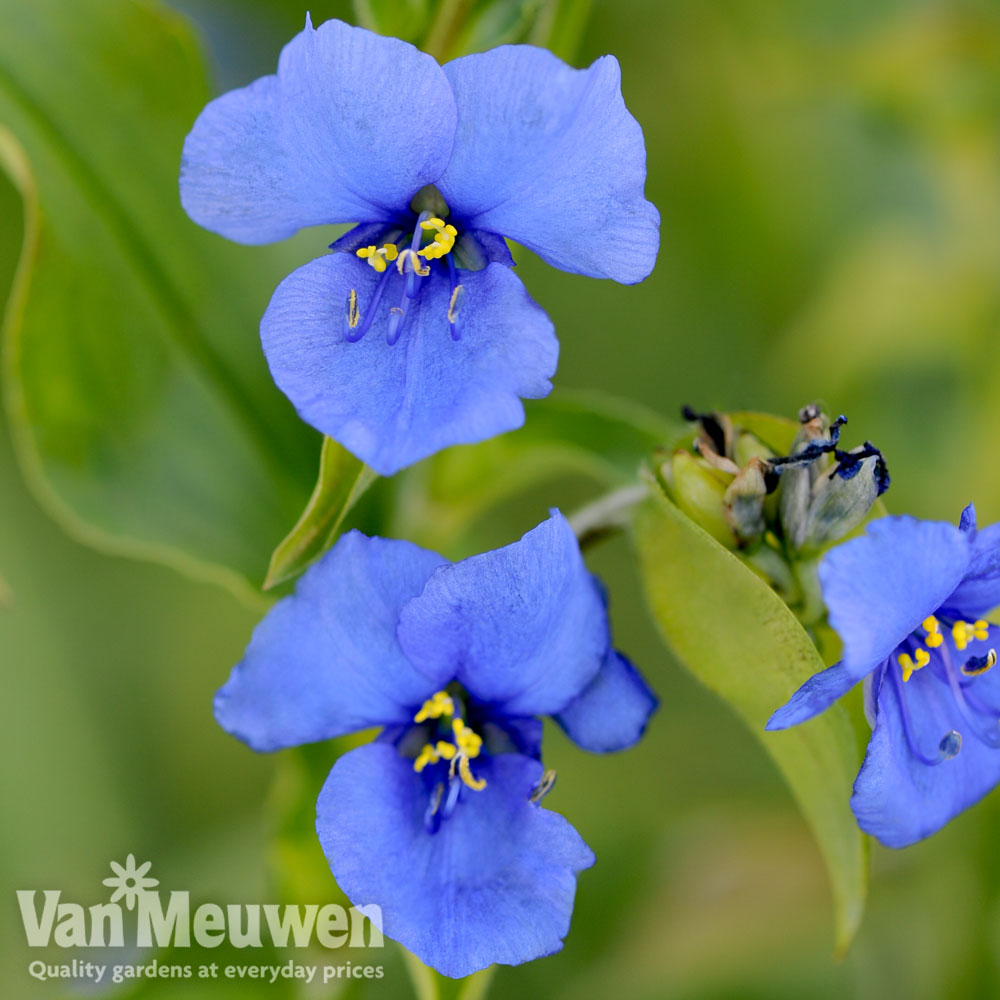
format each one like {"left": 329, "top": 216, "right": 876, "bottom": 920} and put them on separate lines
{"left": 179, "top": 16, "right": 659, "bottom": 476}
{"left": 214, "top": 512, "right": 656, "bottom": 977}
{"left": 767, "top": 505, "right": 1000, "bottom": 847}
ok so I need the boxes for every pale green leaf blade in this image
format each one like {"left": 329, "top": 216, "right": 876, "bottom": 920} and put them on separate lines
{"left": 264, "top": 437, "right": 377, "bottom": 590}
{"left": 633, "top": 489, "right": 868, "bottom": 953}
{"left": 0, "top": 0, "right": 318, "bottom": 598}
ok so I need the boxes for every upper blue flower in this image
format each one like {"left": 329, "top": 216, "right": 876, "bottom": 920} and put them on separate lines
{"left": 767, "top": 506, "right": 1000, "bottom": 848}
{"left": 214, "top": 511, "right": 657, "bottom": 977}
{"left": 180, "top": 16, "right": 659, "bottom": 475}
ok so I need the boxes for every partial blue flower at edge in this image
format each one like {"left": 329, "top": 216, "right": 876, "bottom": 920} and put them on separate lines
{"left": 180, "top": 16, "right": 659, "bottom": 475}
{"left": 214, "top": 511, "right": 657, "bottom": 977}
{"left": 767, "top": 507, "right": 1000, "bottom": 847}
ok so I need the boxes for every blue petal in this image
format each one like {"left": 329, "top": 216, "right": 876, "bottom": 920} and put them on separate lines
{"left": 397, "top": 512, "right": 609, "bottom": 716}
{"left": 316, "top": 743, "right": 595, "bottom": 978}
{"left": 851, "top": 649, "right": 1000, "bottom": 848}
{"left": 436, "top": 46, "right": 659, "bottom": 283}
{"left": 766, "top": 661, "right": 859, "bottom": 730}
{"left": 261, "top": 254, "right": 557, "bottom": 476}
{"left": 180, "top": 17, "right": 456, "bottom": 244}
{"left": 943, "top": 522, "right": 1000, "bottom": 618}
{"left": 819, "top": 516, "right": 970, "bottom": 683}
{"left": 960, "top": 503, "right": 977, "bottom": 533}
{"left": 214, "top": 532, "right": 448, "bottom": 751}
{"left": 555, "top": 649, "right": 657, "bottom": 752}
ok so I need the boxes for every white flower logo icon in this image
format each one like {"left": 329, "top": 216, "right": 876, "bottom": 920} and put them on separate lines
{"left": 102, "top": 854, "right": 158, "bottom": 910}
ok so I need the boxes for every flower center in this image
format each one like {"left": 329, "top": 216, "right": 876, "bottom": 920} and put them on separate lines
{"left": 355, "top": 217, "right": 458, "bottom": 275}
{"left": 345, "top": 212, "right": 464, "bottom": 346}
{"left": 889, "top": 615, "right": 1000, "bottom": 764}
{"left": 897, "top": 616, "right": 992, "bottom": 681}
{"left": 411, "top": 690, "right": 487, "bottom": 793}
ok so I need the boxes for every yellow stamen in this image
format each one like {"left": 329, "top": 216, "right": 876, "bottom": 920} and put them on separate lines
{"left": 414, "top": 744, "right": 437, "bottom": 772}
{"left": 452, "top": 718, "right": 482, "bottom": 759}
{"left": 447, "top": 284, "right": 464, "bottom": 325}
{"left": 952, "top": 619, "right": 990, "bottom": 651}
{"left": 396, "top": 248, "right": 430, "bottom": 277}
{"left": 413, "top": 740, "right": 458, "bottom": 772}
{"left": 356, "top": 242, "right": 399, "bottom": 273}
{"left": 347, "top": 289, "right": 359, "bottom": 329}
{"left": 898, "top": 647, "right": 930, "bottom": 682}
{"left": 414, "top": 691, "right": 455, "bottom": 724}
{"left": 417, "top": 218, "right": 458, "bottom": 261}
{"left": 923, "top": 616, "right": 943, "bottom": 647}
{"left": 411, "top": 696, "right": 487, "bottom": 791}
{"left": 458, "top": 755, "right": 487, "bottom": 791}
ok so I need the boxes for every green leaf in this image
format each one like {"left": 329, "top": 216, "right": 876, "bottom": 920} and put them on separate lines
{"left": 264, "top": 437, "right": 377, "bottom": 590}
{"left": 397, "top": 389, "right": 678, "bottom": 549}
{"left": 353, "top": 0, "right": 432, "bottom": 42}
{"left": 452, "top": 0, "right": 549, "bottom": 54}
{"left": 529, "top": 0, "right": 593, "bottom": 61}
{"left": 401, "top": 951, "right": 495, "bottom": 1000}
{"left": 633, "top": 487, "right": 868, "bottom": 954}
{"left": 0, "top": 0, "right": 319, "bottom": 601}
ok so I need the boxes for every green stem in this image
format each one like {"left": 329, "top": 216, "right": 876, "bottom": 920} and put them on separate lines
{"left": 568, "top": 483, "right": 649, "bottom": 549}
{"left": 456, "top": 967, "right": 496, "bottom": 1000}
{"left": 422, "top": 0, "right": 471, "bottom": 61}
{"left": 402, "top": 949, "right": 439, "bottom": 1000}
{"left": 792, "top": 554, "right": 826, "bottom": 629}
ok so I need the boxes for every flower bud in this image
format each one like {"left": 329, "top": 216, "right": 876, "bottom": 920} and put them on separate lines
{"left": 663, "top": 449, "right": 736, "bottom": 548}
{"left": 791, "top": 444, "right": 890, "bottom": 552}
{"left": 771, "top": 405, "right": 889, "bottom": 553}
{"left": 723, "top": 457, "right": 769, "bottom": 547}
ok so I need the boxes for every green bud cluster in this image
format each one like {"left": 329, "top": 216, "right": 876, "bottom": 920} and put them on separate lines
{"left": 656, "top": 404, "right": 889, "bottom": 617}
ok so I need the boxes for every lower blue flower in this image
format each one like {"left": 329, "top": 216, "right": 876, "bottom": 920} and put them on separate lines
{"left": 768, "top": 506, "right": 1000, "bottom": 847}
{"left": 215, "top": 511, "right": 656, "bottom": 976}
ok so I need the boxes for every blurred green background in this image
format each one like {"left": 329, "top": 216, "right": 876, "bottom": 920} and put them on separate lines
{"left": 5, "top": 0, "right": 1000, "bottom": 997}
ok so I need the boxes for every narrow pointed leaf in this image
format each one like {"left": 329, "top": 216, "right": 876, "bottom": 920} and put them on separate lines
{"left": 264, "top": 437, "right": 377, "bottom": 590}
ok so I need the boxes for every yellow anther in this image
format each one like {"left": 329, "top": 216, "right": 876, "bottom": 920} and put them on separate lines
{"left": 411, "top": 699, "right": 487, "bottom": 791}
{"left": 898, "top": 647, "right": 930, "bottom": 683}
{"left": 413, "top": 740, "right": 457, "bottom": 773}
{"left": 447, "top": 284, "right": 464, "bottom": 324}
{"left": 414, "top": 744, "right": 438, "bottom": 772}
{"left": 924, "top": 615, "right": 943, "bottom": 648}
{"left": 414, "top": 691, "right": 455, "bottom": 724}
{"left": 396, "top": 248, "right": 431, "bottom": 276}
{"left": 347, "top": 289, "right": 359, "bottom": 329}
{"left": 952, "top": 620, "right": 989, "bottom": 651}
{"left": 458, "top": 755, "right": 487, "bottom": 791}
{"left": 452, "top": 718, "right": 482, "bottom": 759}
{"left": 417, "top": 218, "right": 458, "bottom": 261}
{"left": 356, "top": 243, "right": 399, "bottom": 273}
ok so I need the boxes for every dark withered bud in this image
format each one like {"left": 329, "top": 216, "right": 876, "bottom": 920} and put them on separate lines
{"left": 775, "top": 407, "right": 889, "bottom": 553}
